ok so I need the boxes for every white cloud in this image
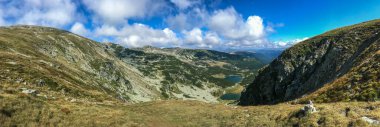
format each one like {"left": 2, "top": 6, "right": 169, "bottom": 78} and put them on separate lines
{"left": 204, "top": 32, "right": 221, "bottom": 46}
{"left": 70, "top": 22, "right": 89, "bottom": 36}
{"left": 90, "top": 6, "right": 277, "bottom": 49}
{"left": 184, "top": 28, "right": 203, "bottom": 44}
{"left": 182, "top": 28, "right": 221, "bottom": 48}
{"left": 170, "top": 0, "right": 200, "bottom": 10}
{"left": 208, "top": 7, "right": 266, "bottom": 41}
{"left": 0, "top": 0, "right": 77, "bottom": 27}
{"left": 95, "top": 23, "right": 179, "bottom": 48}
{"left": 246, "top": 16, "right": 264, "bottom": 38}
{"left": 83, "top": 0, "right": 167, "bottom": 25}
{"left": 166, "top": 13, "right": 190, "bottom": 30}
{"left": 273, "top": 37, "right": 309, "bottom": 48}
{"left": 208, "top": 7, "right": 268, "bottom": 48}
{"left": 94, "top": 25, "right": 120, "bottom": 36}
{"left": 166, "top": 7, "right": 208, "bottom": 30}
{"left": 165, "top": 6, "right": 274, "bottom": 49}
{"left": 0, "top": 1, "right": 290, "bottom": 49}
{"left": 209, "top": 7, "right": 243, "bottom": 39}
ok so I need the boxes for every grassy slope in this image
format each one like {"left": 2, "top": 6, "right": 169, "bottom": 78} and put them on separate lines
{"left": 0, "top": 26, "right": 115, "bottom": 101}
{"left": 1, "top": 89, "right": 379, "bottom": 127}
{"left": 0, "top": 25, "right": 163, "bottom": 102}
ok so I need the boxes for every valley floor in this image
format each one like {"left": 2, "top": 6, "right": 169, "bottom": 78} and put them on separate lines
{"left": 1, "top": 90, "right": 380, "bottom": 127}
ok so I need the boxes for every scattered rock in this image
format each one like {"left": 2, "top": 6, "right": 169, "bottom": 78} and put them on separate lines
{"left": 21, "top": 88, "right": 38, "bottom": 95}
{"left": 366, "top": 106, "right": 376, "bottom": 111}
{"left": 295, "top": 100, "right": 317, "bottom": 118}
{"left": 317, "top": 117, "right": 326, "bottom": 125}
{"left": 15, "top": 78, "right": 24, "bottom": 84}
{"left": 37, "top": 94, "right": 48, "bottom": 99}
{"left": 345, "top": 107, "right": 351, "bottom": 117}
{"left": 361, "top": 116, "right": 380, "bottom": 125}
{"left": 37, "top": 79, "right": 45, "bottom": 87}
{"left": 302, "top": 100, "right": 317, "bottom": 113}
{"left": 70, "top": 99, "right": 77, "bottom": 103}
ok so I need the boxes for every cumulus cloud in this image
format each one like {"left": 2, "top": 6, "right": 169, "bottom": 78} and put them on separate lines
{"left": 246, "top": 16, "right": 265, "bottom": 38}
{"left": 94, "top": 25, "right": 120, "bottom": 36}
{"left": 0, "top": 0, "right": 77, "bottom": 27}
{"left": 273, "top": 37, "right": 309, "bottom": 48}
{"left": 95, "top": 24, "right": 179, "bottom": 48}
{"left": 208, "top": 7, "right": 265, "bottom": 40}
{"left": 204, "top": 32, "right": 221, "bottom": 46}
{"left": 83, "top": 0, "right": 167, "bottom": 25}
{"left": 182, "top": 28, "right": 221, "bottom": 48}
{"left": 166, "top": 6, "right": 271, "bottom": 49}
{"left": 166, "top": 7, "right": 208, "bottom": 30}
{"left": 70, "top": 22, "right": 89, "bottom": 36}
{"left": 206, "top": 7, "right": 271, "bottom": 48}
{"left": 0, "top": 1, "right": 296, "bottom": 49}
{"left": 170, "top": 0, "right": 200, "bottom": 10}
{"left": 184, "top": 28, "right": 203, "bottom": 44}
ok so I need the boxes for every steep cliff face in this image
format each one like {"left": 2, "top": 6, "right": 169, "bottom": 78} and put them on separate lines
{"left": 239, "top": 19, "right": 380, "bottom": 105}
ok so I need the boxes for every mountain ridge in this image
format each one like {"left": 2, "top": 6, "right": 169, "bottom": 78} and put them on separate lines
{"left": 0, "top": 25, "right": 268, "bottom": 103}
{"left": 239, "top": 19, "right": 380, "bottom": 105}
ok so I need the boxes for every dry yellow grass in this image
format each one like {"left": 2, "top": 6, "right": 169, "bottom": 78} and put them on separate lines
{"left": 207, "top": 61, "right": 229, "bottom": 67}
{"left": 211, "top": 73, "right": 225, "bottom": 79}
{"left": 1, "top": 86, "right": 380, "bottom": 127}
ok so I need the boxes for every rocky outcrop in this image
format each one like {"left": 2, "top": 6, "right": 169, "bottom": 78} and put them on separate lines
{"left": 239, "top": 19, "right": 380, "bottom": 105}
{"left": 361, "top": 116, "right": 380, "bottom": 125}
{"left": 301, "top": 101, "right": 317, "bottom": 113}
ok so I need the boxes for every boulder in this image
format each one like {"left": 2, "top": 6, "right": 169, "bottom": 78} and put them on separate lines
{"left": 21, "top": 88, "right": 38, "bottom": 95}
{"left": 37, "top": 79, "right": 45, "bottom": 87}
{"left": 302, "top": 100, "right": 317, "bottom": 113}
{"left": 361, "top": 116, "right": 380, "bottom": 125}
{"left": 294, "top": 100, "right": 317, "bottom": 118}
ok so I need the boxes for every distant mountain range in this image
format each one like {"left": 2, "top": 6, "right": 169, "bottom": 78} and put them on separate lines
{"left": 0, "top": 25, "right": 272, "bottom": 103}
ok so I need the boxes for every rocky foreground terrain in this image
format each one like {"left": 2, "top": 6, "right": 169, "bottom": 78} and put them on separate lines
{"left": 0, "top": 19, "right": 379, "bottom": 127}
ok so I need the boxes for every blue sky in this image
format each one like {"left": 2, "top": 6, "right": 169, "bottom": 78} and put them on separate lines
{"left": 0, "top": 0, "right": 379, "bottom": 50}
